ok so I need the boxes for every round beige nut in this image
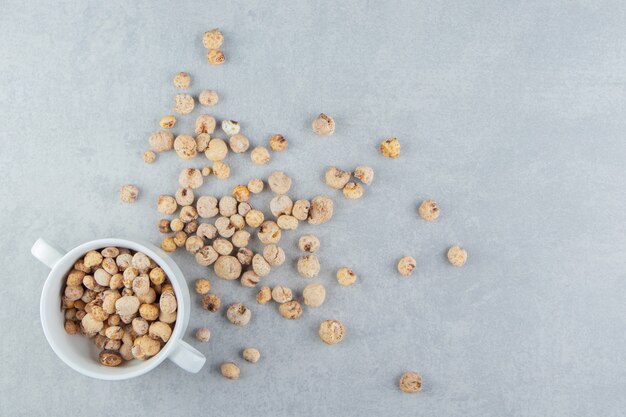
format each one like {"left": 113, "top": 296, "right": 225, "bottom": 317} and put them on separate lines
{"left": 242, "top": 348, "right": 260, "bottom": 363}
{"left": 170, "top": 218, "right": 184, "bottom": 232}
{"left": 159, "top": 115, "right": 176, "bottom": 129}
{"left": 240, "top": 270, "right": 260, "bottom": 287}
{"left": 231, "top": 230, "right": 251, "bottom": 248}
{"left": 303, "top": 283, "right": 326, "bottom": 307}
{"left": 161, "top": 237, "right": 177, "bottom": 252}
{"left": 325, "top": 167, "right": 351, "bottom": 189}
{"left": 133, "top": 317, "right": 150, "bottom": 335}
{"left": 137, "top": 287, "right": 157, "bottom": 304}
{"left": 270, "top": 195, "right": 293, "bottom": 217}
{"left": 257, "top": 221, "right": 281, "bottom": 244}
{"left": 231, "top": 214, "right": 246, "bottom": 230}
{"left": 229, "top": 134, "right": 249, "bottom": 153}
{"left": 131, "top": 252, "right": 151, "bottom": 272}
{"left": 268, "top": 134, "right": 288, "bottom": 152}
{"left": 195, "top": 279, "right": 211, "bottom": 295}
{"left": 175, "top": 187, "right": 195, "bottom": 206}
{"left": 213, "top": 238, "right": 234, "bottom": 255}
{"left": 447, "top": 246, "right": 467, "bottom": 266}
{"left": 256, "top": 287, "right": 271, "bottom": 304}
{"left": 380, "top": 137, "right": 400, "bottom": 158}
{"left": 205, "top": 138, "right": 228, "bottom": 161}
{"left": 208, "top": 49, "right": 225, "bottom": 65}
{"left": 149, "top": 267, "right": 166, "bottom": 285}
{"left": 99, "top": 350, "right": 123, "bottom": 367}
{"left": 214, "top": 256, "right": 242, "bottom": 280}
{"left": 271, "top": 286, "right": 292, "bottom": 303}
{"left": 397, "top": 256, "right": 417, "bottom": 276}
{"left": 185, "top": 236, "right": 204, "bottom": 254}
{"left": 336, "top": 267, "right": 357, "bottom": 286}
{"left": 245, "top": 209, "right": 264, "bottom": 228}
{"left": 319, "top": 320, "right": 345, "bottom": 344}
{"left": 354, "top": 166, "right": 374, "bottom": 185}
{"left": 197, "top": 224, "right": 217, "bottom": 241}
{"left": 308, "top": 195, "right": 334, "bottom": 225}
{"left": 157, "top": 195, "right": 177, "bottom": 215}
{"left": 212, "top": 161, "right": 231, "bottom": 179}
{"left": 174, "top": 93, "right": 194, "bottom": 114}
{"left": 197, "top": 196, "right": 219, "bottom": 218}
{"left": 84, "top": 250, "right": 103, "bottom": 268}
{"left": 66, "top": 269, "right": 85, "bottom": 286}
{"left": 120, "top": 184, "right": 138, "bottom": 203}
{"left": 132, "top": 335, "right": 161, "bottom": 359}
{"left": 196, "top": 327, "right": 211, "bottom": 342}
{"left": 199, "top": 90, "right": 219, "bottom": 106}
{"left": 220, "top": 362, "right": 240, "bottom": 379}
{"left": 292, "top": 200, "right": 310, "bottom": 221}
{"left": 399, "top": 371, "right": 422, "bottom": 393}
{"left": 203, "top": 29, "right": 224, "bottom": 49}
{"left": 201, "top": 293, "right": 221, "bottom": 312}
{"left": 262, "top": 244, "right": 285, "bottom": 266}
{"left": 298, "top": 235, "right": 320, "bottom": 253}
{"left": 195, "top": 114, "right": 216, "bottom": 135}
{"left": 64, "top": 320, "right": 79, "bottom": 334}
{"left": 196, "top": 133, "right": 211, "bottom": 153}
{"left": 312, "top": 113, "right": 335, "bottom": 136}
{"left": 101, "top": 247, "right": 120, "bottom": 258}
{"left": 143, "top": 150, "right": 156, "bottom": 164}
{"left": 236, "top": 248, "right": 254, "bottom": 266}
{"left": 174, "top": 134, "right": 198, "bottom": 159}
{"left": 115, "top": 295, "right": 140, "bottom": 316}
{"left": 158, "top": 219, "right": 171, "bottom": 233}
{"left": 268, "top": 171, "right": 292, "bottom": 194}
{"left": 232, "top": 185, "right": 250, "bottom": 203}
{"left": 419, "top": 199, "right": 440, "bottom": 221}
{"left": 104, "top": 325, "right": 124, "bottom": 340}
{"left": 247, "top": 178, "right": 264, "bottom": 194}
{"left": 279, "top": 300, "right": 302, "bottom": 319}
{"left": 250, "top": 146, "right": 270, "bottom": 165}
{"left": 81, "top": 313, "right": 104, "bottom": 334}
{"left": 252, "top": 254, "right": 271, "bottom": 277}
{"left": 159, "top": 290, "right": 178, "bottom": 314}
{"left": 219, "top": 196, "right": 238, "bottom": 216}
{"left": 343, "top": 182, "right": 364, "bottom": 199}
{"left": 221, "top": 120, "right": 240, "bottom": 136}
{"left": 297, "top": 255, "right": 320, "bottom": 278}
{"left": 149, "top": 321, "right": 172, "bottom": 342}
{"left": 132, "top": 275, "right": 150, "bottom": 296}
{"left": 180, "top": 205, "right": 199, "bottom": 223}
{"left": 173, "top": 72, "right": 191, "bottom": 89}
{"left": 149, "top": 130, "right": 174, "bottom": 152}
{"left": 277, "top": 215, "right": 298, "bottom": 230}
{"left": 139, "top": 303, "right": 159, "bottom": 321}
{"left": 226, "top": 303, "right": 251, "bottom": 326}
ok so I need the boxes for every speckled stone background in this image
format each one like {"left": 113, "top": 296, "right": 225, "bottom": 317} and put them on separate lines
{"left": 1, "top": 1, "right": 625, "bottom": 416}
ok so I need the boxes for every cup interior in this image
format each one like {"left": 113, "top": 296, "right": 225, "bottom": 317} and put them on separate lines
{"left": 41, "top": 239, "right": 189, "bottom": 380}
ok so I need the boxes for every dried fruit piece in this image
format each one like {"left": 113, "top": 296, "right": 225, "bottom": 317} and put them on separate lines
{"left": 354, "top": 166, "right": 374, "bottom": 185}
{"left": 99, "top": 350, "right": 123, "bottom": 367}
{"left": 418, "top": 199, "right": 440, "bottom": 221}
{"left": 119, "top": 184, "right": 138, "bottom": 203}
{"left": 173, "top": 72, "right": 191, "bottom": 89}
{"left": 256, "top": 287, "right": 271, "bottom": 304}
{"left": 220, "top": 362, "right": 240, "bottom": 379}
{"left": 242, "top": 348, "right": 260, "bottom": 363}
{"left": 325, "top": 167, "right": 351, "bottom": 189}
{"left": 318, "top": 320, "right": 344, "bottom": 345}
{"left": 336, "top": 267, "right": 357, "bottom": 286}
{"left": 269, "top": 134, "right": 288, "bottom": 152}
{"left": 174, "top": 134, "right": 198, "bottom": 159}
{"left": 397, "top": 256, "right": 416, "bottom": 276}
{"left": 297, "top": 255, "right": 320, "bottom": 278}
{"left": 380, "top": 137, "right": 400, "bottom": 158}
{"left": 399, "top": 371, "right": 422, "bottom": 393}
{"left": 196, "top": 328, "right": 211, "bottom": 342}
{"left": 201, "top": 293, "right": 221, "bottom": 312}
{"left": 203, "top": 29, "right": 224, "bottom": 49}
{"left": 143, "top": 150, "right": 156, "bottom": 164}
{"left": 279, "top": 300, "right": 302, "bottom": 319}
{"left": 174, "top": 93, "right": 195, "bottom": 114}
{"left": 250, "top": 146, "right": 270, "bottom": 165}
{"left": 207, "top": 49, "right": 225, "bottom": 65}
{"left": 447, "top": 246, "right": 467, "bottom": 266}
{"left": 308, "top": 196, "right": 334, "bottom": 225}
{"left": 298, "top": 235, "right": 320, "bottom": 253}
{"left": 195, "top": 278, "right": 211, "bottom": 294}
{"left": 195, "top": 115, "right": 216, "bottom": 134}
{"left": 199, "top": 90, "right": 219, "bottom": 106}
{"left": 221, "top": 120, "right": 240, "bottom": 136}
{"left": 342, "top": 182, "right": 364, "bottom": 199}
{"left": 312, "top": 113, "right": 335, "bottom": 136}
{"left": 226, "top": 303, "right": 251, "bottom": 326}
{"left": 159, "top": 115, "right": 176, "bottom": 129}
{"left": 271, "top": 286, "right": 292, "bottom": 303}
{"left": 149, "top": 131, "right": 174, "bottom": 152}
{"left": 303, "top": 283, "right": 326, "bottom": 307}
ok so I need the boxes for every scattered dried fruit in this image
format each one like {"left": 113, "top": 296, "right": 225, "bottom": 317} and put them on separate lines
{"left": 207, "top": 49, "right": 225, "bottom": 65}
{"left": 354, "top": 166, "right": 374, "bottom": 185}
{"left": 250, "top": 146, "right": 270, "bottom": 165}
{"left": 297, "top": 255, "right": 320, "bottom": 278}
{"left": 203, "top": 29, "right": 224, "bottom": 50}
{"left": 279, "top": 300, "right": 302, "bottom": 319}
{"left": 325, "top": 167, "right": 351, "bottom": 189}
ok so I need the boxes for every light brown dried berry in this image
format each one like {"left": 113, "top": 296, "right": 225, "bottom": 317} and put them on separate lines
{"left": 256, "top": 287, "right": 272, "bottom": 304}
{"left": 180, "top": 205, "right": 198, "bottom": 223}
{"left": 175, "top": 187, "right": 195, "bottom": 206}
{"left": 199, "top": 90, "right": 219, "bottom": 106}
{"left": 159, "top": 115, "right": 176, "bottom": 129}
{"left": 132, "top": 335, "right": 161, "bottom": 360}
{"left": 207, "top": 49, "right": 225, "bottom": 65}
{"left": 157, "top": 195, "right": 177, "bottom": 215}
{"left": 213, "top": 238, "right": 234, "bottom": 255}
{"left": 303, "top": 283, "right": 326, "bottom": 307}
{"left": 380, "top": 137, "right": 400, "bottom": 158}
{"left": 236, "top": 248, "right": 254, "bottom": 266}
{"left": 312, "top": 113, "right": 335, "bottom": 136}
{"left": 336, "top": 267, "right": 357, "bottom": 286}
{"left": 229, "top": 134, "right": 250, "bottom": 153}
{"left": 270, "top": 195, "right": 293, "bottom": 217}
{"left": 268, "top": 171, "right": 292, "bottom": 194}
{"left": 271, "top": 286, "right": 292, "bottom": 303}
{"left": 319, "top": 320, "right": 344, "bottom": 344}
{"left": 252, "top": 254, "right": 271, "bottom": 277}
{"left": 343, "top": 182, "right": 364, "bottom": 199}
{"left": 447, "top": 246, "right": 467, "bottom": 266}
{"left": 161, "top": 237, "right": 176, "bottom": 252}
{"left": 242, "top": 348, "right": 260, "bottom": 363}
{"left": 257, "top": 221, "right": 281, "bottom": 244}
{"left": 203, "top": 29, "right": 224, "bottom": 49}
{"left": 226, "top": 303, "right": 251, "bottom": 326}
{"left": 201, "top": 293, "right": 221, "bottom": 312}
{"left": 143, "top": 150, "right": 156, "bottom": 164}
{"left": 220, "top": 362, "right": 240, "bottom": 379}
{"left": 173, "top": 231, "right": 187, "bottom": 247}
{"left": 221, "top": 120, "right": 240, "bottom": 136}
{"left": 245, "top": 210, "right": 264, "bottom": 228}
{"left": 277, "top": 215, "right": 298, "bottom": 230}
{"left": 231, "top": 230, "right": 251, "bottom": 248}
{"left": 298, "top": 235, "right": 320, "bottom": 253}
{"left": 214, "top": 256, "right": 242, "bottom": 280}
{"left": 212, "top": 161, "right": 231, "bottom": 179}
{"left": 297, "top": 255, "right": 320, "bottom": 278}
{"left": 308, "top": 195, "right": 334, "bottom": 225}
{"left": 179, "top": 168, "right": 203, "bottom": 189}
{"left": 250, "top": 146, "right": 270, "bottom": 165}
{"left": 399, "top": 371, "right": 422, "bottom": 393}
{"left": 219, "top": 196, "right": 238, "bottom": 216}
{"left": 232, "top": 185, "right": 250, "bottom": 202}
{"left": 195, "top": 115, "right": 216, "bottom": 135}
{"left": 240, "top": 271, "right": 260, "bottom": 287}
{"left": 99, "top": 350, "right": 123, "bottom": 367}
{"left": 263, "top": 244, "right": 285, "bottom": 266}
{"left": 197, "top": 223, "right": 218, "bottom": 240}
{"left": 174, "top": 93, "right": 194, "bottom": 114}
{"left": 201, "top": 166, "right": 212, "bottom": 176}
{"left": 279, "top": 300, "right": 302, "bottom": 319}
{"left": 325, "top": 167, "right": 351, "bottom": 189}
{"left": 197, "top": 196, "right": 219, "bottom": 218}
{"left": 397, "top": 256, "right": 416, "bottom": 277}
{"left": 185, "top": 235, "right": 204, "bottom": 253}
{"left": 268, "top": 134, "right": 288, "bottom": 152}
{"left": 196, "top": 328, "right": 211, "bottom": 342}
{"left": 195, "top": 278, "right": 211, "bottom": 294}
{"left": 292, "top": 200, "right": 310, "bottom": 221}
{"left": 120, "top": 184, "right": 139, "bottom": 203}
{"left": 247, "top": 179, "right": 264, "bottom": 194}
{"left": 149, "top": 131, "right": 174, "bottom": 152}
{"left": 173, "top": 72, "right": 191, "bottom": 89}
{"left": 418, "top": 199, "right": 440, "bottom": 221}
{"left": 354, "top": 166, "right": 374, "bottom": 185}
{"left": 149, "top": 321, "right": 172, "bottom": 342}
{"left": 174, "top": 134, "right": 198, "bottom": 159}
{"left": 64, "top": 320, "right": 79, "bottom": 334}
{"left": 196, "top": 133, "right": 211, "bottom": 153}
{"left": 170, "top": 218, "right": 184, "bottom": 232}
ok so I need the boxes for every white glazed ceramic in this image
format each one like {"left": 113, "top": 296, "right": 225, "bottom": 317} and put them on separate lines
{"left": 31, "top": 237, "right": 206, "bottom": 380}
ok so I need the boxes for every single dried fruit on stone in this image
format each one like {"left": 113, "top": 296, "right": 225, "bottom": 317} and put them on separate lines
{"left": 160, "top": 115, "right": 176, "bottom": 129}
{"left": 213, "top": 237, "right": 234, "bottom": 255}
{"left": 380, "top": 137, "right": 400, "bottom": 158}
{"left": 271, "top": 286, "right": 292, "bottom": 303}
{"left": 325, "top": 167, "right": 351, "bottom": 189}
{"left": 149, "top": 130, "right": 174, "bottom": 152}
{"left": 336, "top": 267, "right": 357, "bottom": 286}
{"left": 354, "top": 166, "right": 374, "bottom": 185}
{"left": 268, "top": 171, "right": 292, "bottom": 194}
{"left": 298, "top": 235, "right": 320, "bottom": 253}
{"left": 214, "top": 256, "right": 242, "bottom": 280}
{"left": 279, "top": 300, "right": 302, "bottom": 319}
{"left": 297, "top": 255, "right": 320, "bottom": 278}
{"left": 196, "top": 328, "right": 211, "bottom": 342}
{"left": 312, "top": 113, "right": 335, "bottom": 136}
{"left": 157, "top": 195, "right": 177, "bottom": 215}
{"left": 202, "top": 293, "right": 221, "bottom": 312}
{"left": 220, "top": 362, "right": 240, "bottom": 379}
{"left": 197, "top": 196, "right": 219, "bottom": 218}
{"left": 303, "top": 283, "right": 326, "bottom": 307}
{"left": 179, "top": 168, "right": 203, "bottom": 189}
{"left": 174, "top": 93, "right": 195, "bottom": 114}
{"left": 399, "top": 371, "right": 422, "bottom": 393}
{"left": 343, "top": 182, "right": 364, "bottom": 199}
{"left": 227, "top": 303, "right": 251, "bottom": 326}
{"left": 212, "top": 161, "right": 231, "bottom": 179}
{"left": 250, "top": 146, "right": 271, "bottom": 165}
{"left": 221, "top": 120, "right": 240, "bottom": 136}
{"left": 247, "top": 178, "right": 264, "bottom": 194}
{"left": 256, "top": 287, "right": 271, "bottom": 304}
{"left": 308, "top": 195, "right": 334, "bottom": 225}
{"left": 257, "top": 221, "right": 281, "bottom": 244}
{"left": 232, "top": 185, "right": 251, "bottom": 203}
{"left": 269, "top": 134, "right": 288, "bottom": 152}
{"left": 120, "top": 185, "right": 139, "bottom": 203}
{"left": 292, "top": 200, "right": 310, "bottom": 221}
{"left": 205, "top": 138, "right": 228, "bottom": 161}
{"left": 229, "top": 134, "right": 249, "bottom": 153}
{"left": 397, "top": 256, "right": 416, "bottom": 276}
{"left": 173, "top": 72, "right": 191, "bottom": 89}
{"left": 203, "top": 29, "right": 224, "bottom": 49}
{"left": 231, "top": 230, "right": 251, "bottom": 248}
{"left": 197, "top": 223, "right": 218, "bottom": 240}
{"left": 418, "top": 199, "right": 440, "bottom": 221}
{"left": 270, "top": 195, "right": 293, "bottom": 217}
{"left": 195, "top": 278, "right": 211, "bottom": 294}
{"left": 199, "top": 90, "right": 219, "bottom": 106}
{"left": 242, "top": 348, "right": 260, "bottom": 363}
{"left": 447, "top": 246, "right": 467, "bottom": 266}
{"left": 319, "top": 320, "right": 345, "bottom": 345}
{"left": 99, "top": 350, "right": 123, "bottom": 367}
{"left": 175, "top": 187, "right": 194, "bottom": 206}
{"left": 195, "top": 114, "right": 217, "bottom": 135}
{"left": 174, "top": 134, "right": 198, "bottom": 159}
{"left": 207, "top": 49, "right": 225, "bottom": 65}
{"left": 143, "top": 150, "right": 156, "bottom": 164}
{"left": 201, "top": 166, "right": 212, "bottom": 176}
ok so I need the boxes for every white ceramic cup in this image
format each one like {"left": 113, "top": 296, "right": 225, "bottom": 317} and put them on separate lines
{"left": 31, "top": 237, "right": 206, "bottom": 380}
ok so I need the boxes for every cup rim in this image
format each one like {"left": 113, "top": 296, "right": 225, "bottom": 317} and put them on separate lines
{"left": 40, "top": 238, "right": 188, "bottom": 380}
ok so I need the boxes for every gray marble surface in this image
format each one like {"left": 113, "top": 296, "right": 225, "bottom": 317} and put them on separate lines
{"left": 1, "top": 1, "right": 625, "bottom": 416}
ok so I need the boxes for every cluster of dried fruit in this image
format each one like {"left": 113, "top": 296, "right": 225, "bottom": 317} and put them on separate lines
{"left": 324, "top": 166, "right": 374, "bottom": 199}
{"left": 62, "top": 248, "right": 178, "bottom": 366}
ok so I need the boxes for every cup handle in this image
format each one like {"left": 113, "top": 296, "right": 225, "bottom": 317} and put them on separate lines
{"left": 169, "top": 340, "right": 206, "bottom": 373}
{"left": 31, "top": 238, "right": 66, "bottom": 269}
